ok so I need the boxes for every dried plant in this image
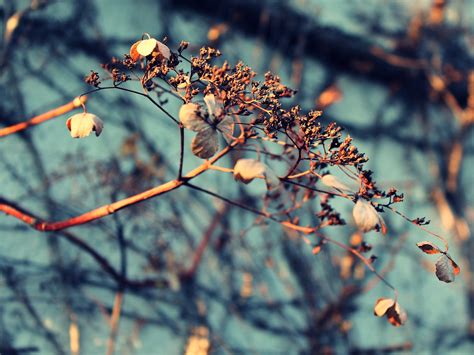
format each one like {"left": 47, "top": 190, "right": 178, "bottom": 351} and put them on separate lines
{"left": 0, "top": 33, "right": 461, "bottom": 332}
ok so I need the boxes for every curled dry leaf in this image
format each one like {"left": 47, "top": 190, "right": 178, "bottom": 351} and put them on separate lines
{"left": 416, "top": 241, "right": 441, "bottom": 255}
{"left": 435, "top": 254, "right": 460, "bottom": 283}
{"left": 130, "top": 37, "right": 171, "bottom": 62}
{"left": 233, "top": 159, "right": 280, "bottom": 190}
{"left": 320, "top": 174, "right": 352, "bottom": 192}
{"left": 374, "top": 298, "right": 407, "bottom": 327}
{"left": 353, "top": 199, "right": 387, "bottom": 235}
{"left": 179, "top": 94, "right": 234, "bottom": 159}
{"left": 66, "top": 113, "right": 104, "bottom": 138}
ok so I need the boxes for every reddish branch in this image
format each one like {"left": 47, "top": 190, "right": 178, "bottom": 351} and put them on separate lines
{"left": 0, "top": 137, "right": 243, "bottom": 231}
{"left": 0, "top": 96, "right": 87, "bottom": 137}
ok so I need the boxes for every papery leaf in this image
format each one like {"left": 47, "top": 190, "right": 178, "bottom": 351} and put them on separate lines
{"left": 374, "top": 298, "right": 394, "bottom": 317}
{"left": 435, "top": 254, "right": 458, "bottom": 283}
{"left": 136, "top": 38, "right": 158, "bottom": 56}
{"left": 129, "top": 40, "right": 141, "bottom": 61}
{"left": 204, "top": 94, "right": 224, "bottom": 119}
{"left": 179, "top": 103, "right": 207, "bottom": 132}
{"left": 416, "top": 241, "right": 441, "bottom": 255}
{"left": 374, "top": 298, "right": 407, "bottom": 326}
{"left": 191, "top": 127, "right": 218, "bottom": 159}
{"left": 66, "top": 113, "right": 104, "bottom": 138}
{"left": 234, "top": 159, "right": 280, "bottom": 190}
{"left": 216, "top": 115, "right": 234, "bottom": 142}
{"left": 386, "top": 302, "right": 407, "bottom": 327}
{"left": 446, "top": 253, "right": 460, "bottom": 276}
{"left": 312, "top": 245, "right": 322, "bottom": 255}
{"left": 156, "top": 41, "right": 171, "bottom": 60}
{"left": 233, "top": 159, "right": 266, "bottom": 184}
{"left": 353, "top": 200, "right": 386, "bottom": 234}
{"left": 320, "top": 174, "right": 352, "bottom": 192}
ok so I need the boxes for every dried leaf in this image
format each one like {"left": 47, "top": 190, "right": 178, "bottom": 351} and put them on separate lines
{"left": 374, "top": 298, "right": 394, "bottom": 317}
{"left": 435, "top": 254, "right": 456, "bottom": 283}
{"left": 312, "top": 245, "right": 322, "bottom": 255}
{"left": 136, "top": 38, "right": 158, "bottom": 56}
{"left": 191, "top": 127, "right": 218, "bottom": 159}
{"left": 179, "top": 103, "right": 207, "bottom": 132}
{"left": 233, "top": 159, "right": 266, "bottom": 184}
{"left": 416, "top": 241, "right": 441, "bottom": 255}
{"left": 156, "top": 41, "right": 171, "bottom": 60}
{"left": 204, "top": 94, "right": 224, "bottom": 119}
{"left": 320, "top": 174, "right": 352, "bottom": 192}
{"left": 66, "top": 113, "right": 104, "bottom": 138}
{"left": 234, "top": 159, "right": 280, "bottom": 190}
{"left": 374, "top": 298, "right": 407, "bottom": 327}
{"left": 129, "top": 40, "right": 141, "bottom": 62}
{"left": 386, "top": 302, "right": 408, "bottom": 327}
{"left": 353, "top": 200, "right": 386, "bottom": 234}
{"left": 216, "top": 115, "right": 234, "bottom": 142}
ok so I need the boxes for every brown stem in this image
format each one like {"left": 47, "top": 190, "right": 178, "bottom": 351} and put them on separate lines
{"left": 0, "top": 96, "right": 87, "bottom": 137}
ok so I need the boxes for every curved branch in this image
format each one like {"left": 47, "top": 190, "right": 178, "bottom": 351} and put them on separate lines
{"left": 0, "top": 137, "right": 244, "bottom": 231}
{"left": 0, "top": 96, "right": 87, "bottom": 137}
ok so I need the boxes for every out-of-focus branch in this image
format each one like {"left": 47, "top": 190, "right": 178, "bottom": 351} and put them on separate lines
{"left": 0, "top": 136, "right": 244, "bottom": 231}
{"left": 0, "top": 96, "right": 87, "bottom": 137}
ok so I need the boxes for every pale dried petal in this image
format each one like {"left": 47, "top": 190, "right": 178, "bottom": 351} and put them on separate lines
{"left": 353, "top": 199, "right": 385, "bottom": 233}
{"left": 67, "top": 113, "right": 104, "bottom": 138}
{"left": 157, "top": 41, "right": 171, "bottom": 59}
{"left": 191, "top": 127, "right": 218, "bottom": 159}
{"left": 435, "top": 254, "right": 456, "bottom": 283}
{"left": 320, "top": 174, "right": 352, "bottom": 192}
{"left": 179, "top": 103, "right": 207, "bottom": 132}
{"left": 374, "top": 298, "right": 395, "bottom": 317}
{"left": 216, "top": 115, "right": 234, "bottom": 142}
{"left": 234, "top": 159, "right": 266, "bottom": 184}
{"left": 204, "top": 94, "right": 224, "bottom": 119}
{"left": 136, "top": 38, "right": 158, "bottom": 56}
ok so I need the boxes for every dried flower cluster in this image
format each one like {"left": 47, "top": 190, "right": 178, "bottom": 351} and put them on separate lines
{"left": 57, "top": 33, "right": 461, "bottom": 327}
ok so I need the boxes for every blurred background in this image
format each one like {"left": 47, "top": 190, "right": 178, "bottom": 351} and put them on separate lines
{"left": 0, "top": 0, "right": 473, "bottom": 354}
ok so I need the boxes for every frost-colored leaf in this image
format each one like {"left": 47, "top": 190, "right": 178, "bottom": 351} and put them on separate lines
{"left": 216, "top": 115, "right": 234, "bottom": 142}
{"left": 136, "top": 38, "right": 158, "bottom": 56}
{"left": 157, "top": 41, "right": 171, "bottom": 59}
{"left": 179, "top": 103, "right": 207, "bottom": 132}
{"left": 374, "top": 298, "right": 394, "bottom": 317}
{"left": 204, "top": 94, "right": 224, "bottom": 119}
{"left": 435, "top": 255, "right": 455, "bottom": 282}
{"left": 320, "top": 174, "right": 351, "bottom": 192}
{"left": 129, "top": 40, "right": 141, "bottom": 62}
{"left": 191, "top": 127, "right": 218, "bottom": 159}
{"left": 353, "top": 199, "right": 386, "bottom": 234}
{"left": 435, "top": 254, "right": 460, "bottom": 283}
{"left": 66, "top": 113, "right": 104, "bottom": 138}
{"left": 234, "top": 159, "right": 266, "bottom": 184}
{"left": 416, "top": 241, "right": 441, "bottom": 255}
